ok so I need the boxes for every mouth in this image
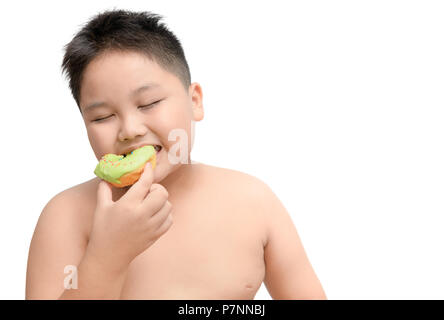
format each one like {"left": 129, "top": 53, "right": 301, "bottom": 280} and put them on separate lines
{"left": 153, "top": 145, "right": 162, "bottom": 153}
{"left": 123, "top": 144, "right": 162, "bottom": 157}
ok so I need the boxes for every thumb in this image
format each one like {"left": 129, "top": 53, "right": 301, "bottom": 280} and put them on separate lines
{"left": 97, "top": 179, "right": 113, "bottom": 208}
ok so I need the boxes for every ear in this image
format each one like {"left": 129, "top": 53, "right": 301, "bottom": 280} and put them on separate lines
{"left": 188, "top": 82, "right": 204, "bottom": 121}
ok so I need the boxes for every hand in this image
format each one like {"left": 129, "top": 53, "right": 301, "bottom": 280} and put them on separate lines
{"left": 85, "top": 162, "right": 173, "bottom": 273}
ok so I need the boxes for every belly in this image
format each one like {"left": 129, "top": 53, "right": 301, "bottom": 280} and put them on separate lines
{"left": 119, "top": 213, "right": 266, "bottom": 299}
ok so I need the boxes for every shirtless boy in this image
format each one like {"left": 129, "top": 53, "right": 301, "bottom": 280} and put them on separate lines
{"left": 25, "top": 9, "right": 326, "bottom": 300}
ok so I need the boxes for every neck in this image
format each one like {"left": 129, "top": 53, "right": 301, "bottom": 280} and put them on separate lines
{"left": 110, "top": 156, "right": 199, "bottom": 201}
{"left": 160, "top": 158, "right": 199, "bottom": 193}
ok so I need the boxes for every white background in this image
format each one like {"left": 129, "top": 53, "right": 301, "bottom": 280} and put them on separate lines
{"left": 0, "top": 0, "right": 443, "bottom": 300}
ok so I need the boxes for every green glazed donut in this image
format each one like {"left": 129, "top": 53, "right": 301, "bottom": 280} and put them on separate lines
{"left": 94, "top": 145, "right": 157, "bottom": 188}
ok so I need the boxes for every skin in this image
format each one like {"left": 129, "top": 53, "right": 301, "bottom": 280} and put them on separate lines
{"left": 79, "top": 50, "right": 203, "bottom": 198}
{"left": 25, "top": 50, "right": 327, "bottom": 299}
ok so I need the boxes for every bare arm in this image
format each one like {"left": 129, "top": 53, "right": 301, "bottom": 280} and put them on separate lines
{"left": 25, "top": 191, "right": 127, "bottom": 299}
{"left": 259, "top": 183, "right": 327, "bottom": 300}
{"left": 57, "top": 249, "right": 128, "bottom": 300}
{"left": 27, "top": 164, "right": 172, "bottom": 300}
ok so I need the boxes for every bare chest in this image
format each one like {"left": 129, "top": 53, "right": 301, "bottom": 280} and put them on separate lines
{"left": 118, "top": 193, "right": 266, "bottom": 299}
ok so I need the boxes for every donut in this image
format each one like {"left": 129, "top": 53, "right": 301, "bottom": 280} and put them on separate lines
{"left": 94, "top": 145, "right": 157, "bottom": 188}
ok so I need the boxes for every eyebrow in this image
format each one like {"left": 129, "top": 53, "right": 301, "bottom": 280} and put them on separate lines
{"left": 82, "top": 83, "right": 161, "bottom": 114}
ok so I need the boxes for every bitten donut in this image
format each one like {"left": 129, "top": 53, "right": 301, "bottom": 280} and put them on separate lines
{"left": 94, "top": 145, "right": 157, "bottom": 188}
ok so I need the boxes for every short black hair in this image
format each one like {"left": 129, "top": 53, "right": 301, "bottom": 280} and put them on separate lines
{"left": 61, "top": 9, "right": 192, "bottom": 113}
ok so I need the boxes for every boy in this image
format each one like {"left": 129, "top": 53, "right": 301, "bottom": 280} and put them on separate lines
{"left": 25, "top": 9, "right": 326, "bottom": 300}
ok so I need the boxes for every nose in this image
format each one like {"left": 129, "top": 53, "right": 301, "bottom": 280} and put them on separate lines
{"left": 118, "top": 113, "right": 149, "bottom": 141}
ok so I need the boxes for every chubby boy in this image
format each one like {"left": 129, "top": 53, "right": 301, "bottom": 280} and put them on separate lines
{"left": 25, "top": 9, "right": 326, "bottom": 300}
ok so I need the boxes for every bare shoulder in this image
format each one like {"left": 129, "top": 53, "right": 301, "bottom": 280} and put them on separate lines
{"left": 196, "top": 163, "right": 273, "bottom": 198}
{"left": 199, "top": 164, "right": 328, "bottom": 299}
{"left": 30, "top": 177, "right": 98, "bottom": 252}
{"left": 196, "top": 163, "right": 269, "bottom": 187}
{"left": 46, "top": 178, "right": 98, "bottom": 225}
{"left": 195, "top": 163, "right": 275, "bottom": 240}
{"left": 26, "top": 178, "right": 97, "bottom": 299}
{"left": 37, "top": 178, "right": 94, "bottom": 219}
{"left": 61, "top": 177, "right": 100, "bottom": 202}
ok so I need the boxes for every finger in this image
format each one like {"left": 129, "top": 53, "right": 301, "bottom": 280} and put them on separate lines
{"left": 96, "top": 180, "right": 113, "bottom": 208}
{"left": 149, "top": 200, "right": 172, "bottom": 224}
{"left": 149, "top": 183, "right": 163, "bottom": 192}
{"left": 153, "top": 212, "right": 173, "bottom": 238}
{"left": 122, "top": 161, "right": 153, "bottom": 203}
{"left": 139, "top": 186, "right": 169, "bottom": 217}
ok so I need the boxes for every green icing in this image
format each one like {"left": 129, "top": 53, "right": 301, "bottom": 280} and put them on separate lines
{"left": 94, "top": 145, "right": 155, "bottom": 184}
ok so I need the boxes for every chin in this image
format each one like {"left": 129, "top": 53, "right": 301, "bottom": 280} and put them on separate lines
{"left": 152, "top": 163, "right": 168, "bottom": 184}
{"left": 156, "top": 162, "right": 184, "bottom": 184}
{"left": 152, "top": 171, "right": 162, "bottom": 184}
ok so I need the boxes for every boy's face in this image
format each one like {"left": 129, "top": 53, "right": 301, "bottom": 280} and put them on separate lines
{"left": 79, "top": 50, "right": 203, "bottom": 184}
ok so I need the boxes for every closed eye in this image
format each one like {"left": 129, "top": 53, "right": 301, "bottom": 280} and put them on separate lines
{"left": 92, "top": 100, "right": 162, "bottom": 122}
{"left": 139, "top": 99, "right": 162, "bottom": 110}
{"left": 92, "top": 115, "right": 113, "bottom": 123}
